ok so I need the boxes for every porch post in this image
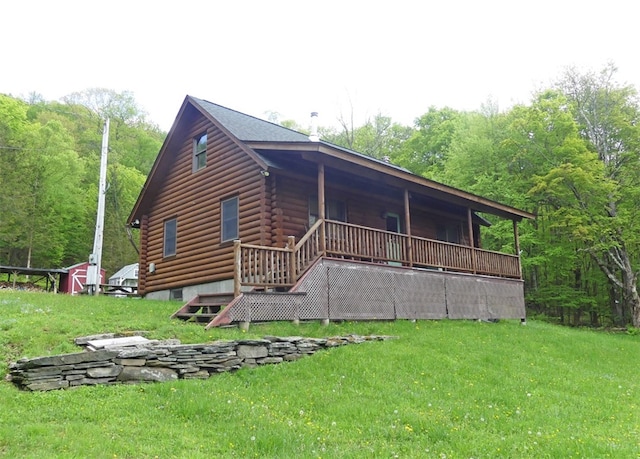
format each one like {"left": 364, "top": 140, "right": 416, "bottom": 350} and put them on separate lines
{"left": 467, "top": 207, "right": 477, "bottom": 274}
{"left": 318, "top": 163, "right": 326, "bottom": 256}
{"left": 513, "top": 219, "right": 522, "bottom": 279}
{"left": 404, "top": 189, "right": 413, "bottom": 267}
{"left": 287, "top": 235, "right": 296, "bottom": 284}
{"left": 233, "top": 240, "right": 242, "bottom": 297}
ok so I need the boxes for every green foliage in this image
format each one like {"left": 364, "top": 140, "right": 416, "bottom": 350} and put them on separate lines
{"left": 392, "top": 106, "right": 462, "bottom": 179}
{"left": 2, "top": 292, "right": 640, "bottom": 457}
{"left": 322, "top": 112, "right": 412, "bottom": 160}
{"left": 0, "top": 90, "right": 164, "bottom": 274}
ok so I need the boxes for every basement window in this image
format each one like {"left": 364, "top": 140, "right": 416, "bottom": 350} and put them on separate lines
{"left": 221, "top": 196, "right": 239, "bottom": 242}
{"left": 163, "top": 218, "right": 177, "bottom": 257}
{"left": 170, "top": 288, "right": 183, "bottom": 301}
{"left": 193, "top": 132, "right": 207, "bottom": 172}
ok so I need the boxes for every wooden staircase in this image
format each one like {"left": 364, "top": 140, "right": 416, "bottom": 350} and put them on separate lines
{"left": 170, "top": 293, "right": 236, "bottom": 324}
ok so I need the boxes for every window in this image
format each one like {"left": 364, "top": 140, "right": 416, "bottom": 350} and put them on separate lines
{"left": 221, "top": 196, "right": 239, "bottom": 242}
{"left": 309, "top": 196, "right": 346, "bottom": 225}
{"left": 163, "top": 218, "right": 177, "bottom": 257}
{"left": 193, "top": 132, "right": 207, "bottom": 171}
{"left": 170, "top": 288, "right": 183, "bottom": 301}
{"left": 385, "top": 212, "right": 401, "bottom": 233}
{"left": 436, "top": 223, "right": 460, "bottom": 244}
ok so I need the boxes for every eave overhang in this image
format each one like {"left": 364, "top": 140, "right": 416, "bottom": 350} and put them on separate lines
{"left": 246, "top": 140, "right": 536, "bottom": 222}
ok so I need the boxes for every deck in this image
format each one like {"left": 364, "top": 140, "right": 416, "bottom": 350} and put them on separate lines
{"left": 176, "top": 219, "right": 525, "bottom": 328}
{"left": 234, "top": 218, "right": 521, "bottom": 295}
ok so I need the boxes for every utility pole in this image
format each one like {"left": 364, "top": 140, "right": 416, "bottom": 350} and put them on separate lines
{"left": 86, "top": 118, "right": 110, "bottom": 295}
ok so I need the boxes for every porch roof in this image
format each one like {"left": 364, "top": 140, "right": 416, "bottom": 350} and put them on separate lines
{"left": 191, "top": 97, "right": 534, "bottom": 222}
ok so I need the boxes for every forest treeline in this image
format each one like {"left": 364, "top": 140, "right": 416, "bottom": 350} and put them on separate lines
{"left": 0, "top": 89, "right": 163, "bottom": 279}
{"left": 1, "top": 65, "right": 639, "bottom": 327}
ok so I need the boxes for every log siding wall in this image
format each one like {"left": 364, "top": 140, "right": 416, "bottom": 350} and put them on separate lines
{"left": 140, "top": 108, "right": 264, "bottom": 294}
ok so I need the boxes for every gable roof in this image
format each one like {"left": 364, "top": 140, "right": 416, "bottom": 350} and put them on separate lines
{"left": 192, "top": 97, "right": 311, "bottom": 143}
{"left": 128, "top": 96, "right": 535, "bottom": 225}
{"left": 109, "top": 263, "right": 139, "bottom": 281}
{"left": 191, "top": 96, "right": 413, "bottom": 174}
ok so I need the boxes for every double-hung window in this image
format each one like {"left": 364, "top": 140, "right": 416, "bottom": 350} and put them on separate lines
{"left": 163, "top": 218, "right": 177, "bottom": 257}
{"left": 221, "top": 197, "right": 239, "bottom": 242}
{"left": 193, "top": 132, "right": 207, "bottom": 172}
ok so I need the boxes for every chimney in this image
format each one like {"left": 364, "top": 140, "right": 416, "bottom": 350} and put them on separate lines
{"left": 309, "top": 111, "right": 319, "bottom": 142}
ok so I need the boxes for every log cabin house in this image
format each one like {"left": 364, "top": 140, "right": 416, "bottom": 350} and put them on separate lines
{"left": 127, "top": 96, "right": 535, "bottom": 328}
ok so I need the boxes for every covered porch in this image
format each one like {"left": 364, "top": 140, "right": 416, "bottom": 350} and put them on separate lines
{"left": 236, "top": 156, "right": 527, "bottom": 294}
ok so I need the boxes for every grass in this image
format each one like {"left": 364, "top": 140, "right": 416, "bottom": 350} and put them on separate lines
{"left": 1, "top": 291, "right": 639, "bottom": 458}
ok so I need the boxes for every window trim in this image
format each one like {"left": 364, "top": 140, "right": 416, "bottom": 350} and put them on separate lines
{"left": 221, "top": 196, "right": 239, "bottom": 243}
{"left": 193, "top": 132, "right": 207, "bottom": 172}
{"left": 163, "top": 218, "right": 177, "bottom": 258}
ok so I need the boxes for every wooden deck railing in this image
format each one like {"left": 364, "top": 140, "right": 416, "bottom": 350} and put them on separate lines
{"left": 234, "top": 219, "right": 521, "bottom": 295}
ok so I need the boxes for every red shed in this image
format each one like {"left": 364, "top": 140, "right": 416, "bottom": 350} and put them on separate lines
{"left": 59, "top": 262, "right": 105, "bottom": 295}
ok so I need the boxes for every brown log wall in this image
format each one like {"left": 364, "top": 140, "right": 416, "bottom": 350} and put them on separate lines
{"left": 140, "top": 107, "right": 264, "bottom": 294}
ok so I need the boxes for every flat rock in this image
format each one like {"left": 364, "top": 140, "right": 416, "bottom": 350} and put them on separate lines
{"left": 87, "top": 336, "right": 150, "bottom": 349}
{"left": 117, "top": 367, "right": 178, "bottom": 382}
{"left": 115, "top": 358, "right": 147, "bottom": 366}
{"left": 237, "top": 345, "right": 268, "bottom": 359}
{"left": 74, "top": 333, "right": 115, "bottom": 346}
{"left": 87, "top": 365, "right": 122, "bottom": 378}
{"left": 27, "top": 379, "right": 70, "bottom": 391}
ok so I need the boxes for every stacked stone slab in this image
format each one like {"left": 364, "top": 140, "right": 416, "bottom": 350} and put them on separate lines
{"left": 8, "top": 335, "right": 394, "bottom": 391}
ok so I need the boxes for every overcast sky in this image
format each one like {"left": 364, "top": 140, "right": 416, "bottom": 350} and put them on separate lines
{"left": 2, "top": 1, "right": 638, "bottom": 132}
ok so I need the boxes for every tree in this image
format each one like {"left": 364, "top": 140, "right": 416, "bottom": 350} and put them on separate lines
{"left": 440, "top": 91, "right": 611, "bottom": 325}
{"left": 322, "top": 112, "right": 412, "bottom": 160}
{"left": 0, "top": 96, "right": 85, "bottom": 267}
{"left": 0, "top": 91, "right": 164, "bottom": 276}
{"left": 0, "top": 95, "right": 34, "bottom": 264}
{"left": 392, "top": 107, "right": 462, "bottom": 179}
{"left": 553, "top": 65, "right": 640, "bottom": 326}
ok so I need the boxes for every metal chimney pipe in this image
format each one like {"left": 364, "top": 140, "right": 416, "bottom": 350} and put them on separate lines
{"left": 309, "top": 112, "right": 319, "bottom": 142}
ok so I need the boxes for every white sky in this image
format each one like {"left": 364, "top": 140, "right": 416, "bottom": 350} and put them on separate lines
{"left": 2, "top": 0, "right": 638, "bottom": 132}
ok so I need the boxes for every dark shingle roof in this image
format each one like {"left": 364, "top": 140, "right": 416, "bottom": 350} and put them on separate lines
{"left": 191, "top": 97, "right": 311, "bottom": 143}
{"left": 190, "top": 96, "right": 412, "bottom": 173}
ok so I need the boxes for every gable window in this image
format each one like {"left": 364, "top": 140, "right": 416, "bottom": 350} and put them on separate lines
{"left": 221, "top": 196, "right": 239, "bottom": 242}
{"left": 163, "top": 218, "right": 177, "bottom": 257}
{"left": 309, "top": 196, "right": 346, "bottom": 225}
{"left": 436, "top": 223, "right": 460, "bottom": 244}
{"left": 193, "top": 132, "right": 207, "bottom": 172}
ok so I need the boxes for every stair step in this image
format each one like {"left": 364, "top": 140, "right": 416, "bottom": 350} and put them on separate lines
{"left": 176, "top": 312, "right": 218, "bottom": 317}
{"left": 186, "top": 305, "right": 222, "bottom": 312}
{"left": 172, "top": 292, "right": 236, "bottom": 323}
{"left": 191, "top": 302, "right": 226, "bottom": 308}
{"left": 196, "top": 293, "right": 235, "bottom": 301}
{"left": 175, "top": 312, "right": 218, "bottom": 323}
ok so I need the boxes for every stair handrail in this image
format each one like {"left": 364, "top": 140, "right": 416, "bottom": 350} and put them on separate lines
{"left": 294, "top": 218, "right": 324, "bottom": 250}
{"left": 293, "top": 218, "right": 324, "bottom": 278}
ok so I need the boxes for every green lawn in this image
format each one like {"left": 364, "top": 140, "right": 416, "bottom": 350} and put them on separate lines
{"left": 1, "top": 291, "right": 639, "bottom": 458}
